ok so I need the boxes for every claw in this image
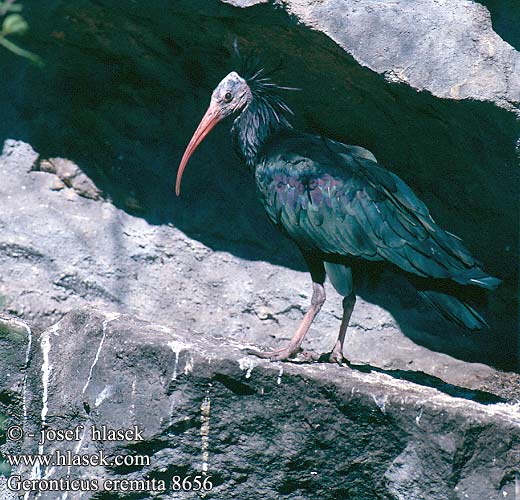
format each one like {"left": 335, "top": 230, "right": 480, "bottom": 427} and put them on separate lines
{"left": 327, "top": 350, "right": 348, "bottom": 365}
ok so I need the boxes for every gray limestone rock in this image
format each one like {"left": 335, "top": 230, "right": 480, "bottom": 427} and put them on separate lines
{"left": 279, "top": 0, "right": 519, "bottom": 111}
{"left": 0, "top": 314, "right": 32, "bottom": 497}
{"left": 3, "top": 308, "right": 519, "bottom": 500}
{"left": 36, "top": 157, "right": 102, "bottom": 200}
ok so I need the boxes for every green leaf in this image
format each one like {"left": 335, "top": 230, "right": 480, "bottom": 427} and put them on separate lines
{"left": 0, "top": 36, "right": 44, "bottom": 67}
{"left": 2, "top": 13, "right": 28, "bottom": 36}
{"left": 0, "top": 2, "right": 23, "bottom": 14}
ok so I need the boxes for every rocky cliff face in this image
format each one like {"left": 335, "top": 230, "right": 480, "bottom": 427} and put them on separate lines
{"left": 1, "top": 309, "right": 520, "bottom": 500}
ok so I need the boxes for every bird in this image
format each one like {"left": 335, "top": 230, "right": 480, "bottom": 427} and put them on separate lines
{"left": 175, "top": 65, "right": 501, "bottom": 363}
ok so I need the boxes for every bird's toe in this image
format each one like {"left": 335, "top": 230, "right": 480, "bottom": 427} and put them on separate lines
{"left": 299, "top": 350, "right": 321, "bottom": 362}
{"left": 243, "top": 346, "right": 300, "bottom": 362}
{"left": 268, "top": 349, "right": 295, "bottom": 361}
{"left": 328, "top": 350, "right": 348, "bottom": 365}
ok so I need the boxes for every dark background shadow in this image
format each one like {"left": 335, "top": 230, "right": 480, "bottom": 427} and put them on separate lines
{"left": 1, "top": 0, "right": 518, "bottom": 370}
{"left": 474, "top": 0, "right": 520, "bottom": 50}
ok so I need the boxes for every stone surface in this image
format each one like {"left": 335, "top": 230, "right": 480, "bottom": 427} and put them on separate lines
{"left": 1, "top": 308, "right": 518, "bottom": 500}
{"left": 0, "top": 139, "right": 514, "bottom": 388}
{"left": 0, "top": 314, "right": 32, "bottom": 494}
{"left": 36, "top": 157, "right": 102, "bottom": 200}
{"left": 281, "top": 0, "right": 519, "bottom": 111}
{"left": 0, "top": 314, "right": 32, "bottom": 405}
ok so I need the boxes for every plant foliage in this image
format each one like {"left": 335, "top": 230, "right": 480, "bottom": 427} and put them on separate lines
{"left": 0, "top": 1, "right": 43, "bottom": 66}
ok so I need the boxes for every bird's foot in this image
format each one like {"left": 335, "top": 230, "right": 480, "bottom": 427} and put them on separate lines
{"left": 244, "top": 346, "right": 324, "bottom": 363}
{"left": 299, "top": 350, "right": 321, "bottom": 362}
{"left": 243, "top": 346, "right": 301, "bottom": 362}
{"left": 327, "top": 349, "right": 348, "bottom": 365}
{"left": 301, "top": 349, "right": 349, "bottom": 365}
{"left": 243, "top": 346, "right": 348, "bottom": 365}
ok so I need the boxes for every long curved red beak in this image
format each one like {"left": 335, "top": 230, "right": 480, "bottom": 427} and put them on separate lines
{"left": 176, "top": 103, "right": 222, "bottom": 196}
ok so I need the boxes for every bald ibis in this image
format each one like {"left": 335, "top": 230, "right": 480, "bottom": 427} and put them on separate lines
{"left": 176, "top": 69, "right": 500, "bottom": 363}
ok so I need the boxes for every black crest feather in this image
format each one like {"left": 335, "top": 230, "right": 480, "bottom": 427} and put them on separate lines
{"left": 230, "top": 40, "right": 298, "bottom": 166}
{"left": 232, "top": 39, "right": 299, "bottom": 113}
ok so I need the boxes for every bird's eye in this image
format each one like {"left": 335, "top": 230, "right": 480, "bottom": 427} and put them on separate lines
{"left": 224, "top": 91, "right": 233, "bottom": 103}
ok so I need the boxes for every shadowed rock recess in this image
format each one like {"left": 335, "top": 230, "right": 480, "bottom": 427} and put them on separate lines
{"left": 0, "top": 0, "right": 519, "bottom": 498}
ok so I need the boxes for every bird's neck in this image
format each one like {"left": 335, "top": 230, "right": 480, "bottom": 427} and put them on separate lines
{"left": 231, "top": 96, "right": 292, "bottom": 168}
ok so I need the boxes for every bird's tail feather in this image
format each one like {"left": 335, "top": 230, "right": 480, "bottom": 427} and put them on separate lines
{"left": 419, "top": 290, "right": 489, "bottom": 330}
{"left": 468, "top": 274, "right": 502, "bottom": 290}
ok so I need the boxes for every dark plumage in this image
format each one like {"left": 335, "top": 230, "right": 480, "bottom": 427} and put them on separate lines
{"left": 176, "top": 67, "right": 500, "bottom": 363}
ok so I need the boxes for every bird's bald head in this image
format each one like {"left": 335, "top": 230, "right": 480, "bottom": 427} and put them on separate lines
{"left": 175, "top": 71, "right": 252, "bottom": 196}
{"left": 210, "top": 71, "right": 252, "bottom": 118}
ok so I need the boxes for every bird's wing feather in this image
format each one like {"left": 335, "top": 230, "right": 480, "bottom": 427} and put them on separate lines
{"left": 257, "top": 134, "right": 494, "bottom": 286}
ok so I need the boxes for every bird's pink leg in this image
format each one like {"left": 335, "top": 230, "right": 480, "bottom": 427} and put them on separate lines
{"left": 328, "top": 292, "right": 356, "bottom": 364}
{"left": 248, "top": 282, "right": 326, "bottom": 361}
